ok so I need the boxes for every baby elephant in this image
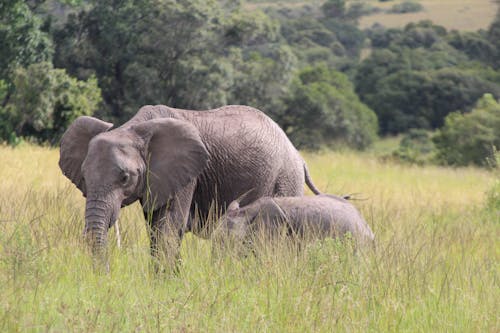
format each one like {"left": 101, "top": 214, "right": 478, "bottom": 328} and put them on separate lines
{"left": 218, "top": 194, "right": 375, "bottom": 244}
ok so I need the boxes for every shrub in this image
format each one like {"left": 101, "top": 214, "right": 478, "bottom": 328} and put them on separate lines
{"left": 388, "top": 1, "right": 424, "bottom": 14}
{"left": 486, "top": 180, "right": 500, "bottom": 216}
{"left": 485, "top": 148, "right": 499, "bottom": 215}
{"left": 345, "top": 2, "right": 382, "bottom": 20}
{"left": 280, "top": 65, "right": 378, "bottom": 150}
{"left": 391, "top": 129, "right": 435, "bottom": 165}
{"left": 433, "top": 94, "right": 500, "bottom": 167}
{"left": 1, "top": 62, "right": 101, "bottom": 144}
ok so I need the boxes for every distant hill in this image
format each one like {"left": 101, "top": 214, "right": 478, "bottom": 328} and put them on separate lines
{"left": 359, "top": 0, "right": 497, "bottom": 31}
{"left": 245, "top": 0, "right": 498, "bottom": 31}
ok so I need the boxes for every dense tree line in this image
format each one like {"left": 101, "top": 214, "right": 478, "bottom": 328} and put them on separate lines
{"left": 1, "top": 0, "right": 499, "bottom": 166}
{"left": 357, "top": 20, "right": 500, "bottom": 134}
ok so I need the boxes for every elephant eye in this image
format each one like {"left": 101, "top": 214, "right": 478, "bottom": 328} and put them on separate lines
{"left": 120, "top": 172, "right": 130, "bottom": 185}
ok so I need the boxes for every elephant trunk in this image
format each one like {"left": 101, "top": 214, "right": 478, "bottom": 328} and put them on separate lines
{"left": 83, "top": 198, "right": 114, "bottom": 270}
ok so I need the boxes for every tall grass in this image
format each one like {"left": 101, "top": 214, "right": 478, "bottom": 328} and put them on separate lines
{"left": 0, "top": 144, "right": 498, "bottom": 332}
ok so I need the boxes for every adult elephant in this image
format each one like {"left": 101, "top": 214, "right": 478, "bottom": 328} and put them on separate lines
{"left": 59, "top": 105, "right": 320, "bottom": 269}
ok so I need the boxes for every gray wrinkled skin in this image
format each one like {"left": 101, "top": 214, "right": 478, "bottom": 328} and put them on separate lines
{"left": 218, "top": 194, "right": 375, "bottom": 244}
{"left": 58, "top": 105, "right": 320, "bottom": 268}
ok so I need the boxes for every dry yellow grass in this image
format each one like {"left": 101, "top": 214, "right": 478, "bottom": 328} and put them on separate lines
{"left": 245, "top": 0, "right": 497, "bottom": 31}
{"left": 0, "top": 144, "right": 498, "bottom": 331}
{"left": 359, "top": 0, "right": 497, "bottom": 31}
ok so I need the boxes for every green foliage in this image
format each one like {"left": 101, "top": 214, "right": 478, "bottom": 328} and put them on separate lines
{"left": 359, "top": 21, "right": 500, "bottom": 134}
{"left": 54, "top": 0, "right": 291, "bottom": 122}
{"left": 0, "top": 0, "right": 53, "bottom": 83}
{"left": 270, "top": 2, "right": 365, "bottom": 66}
{"left": 433, "top": 94, "right": 500, "bottom": 167}
{"left": 486, "top": 178, "right": 500, "bottom": 215}
{"left": 388, "top": 1, "right": 424, "bottom": 14}
{"left": 485, "top": 147, "right": 499, "bottom": 214}
{"left": 345, "top": 2, "right": 381, "bottom": 20}
{"left": 0, "top": 0, "right": 54, "bottom": 128}
{"left": 487, "top": 5, "right": 500, "bottom": 69}
{"left": 1, "top": 0, "right": 499, "bottom": 149}
{"left": 227, "top": 45, "right": 297, "bottom": 112}
{"left": 281, "top": 65, "right": 378, "bottom": 150}
{"left": 369, "top": 20, "right": 448, "bottom": 50}
{"left": 0, "top": 80, "right": 7, "bottom": 106}
{"left": 224, "top": 9, "right": 279, "bottom": 46}
{"left": 447, "top": 30, "right": 497, "bottom": 63}
{"left": 391, "top": 129, "right": 435, "bottom": 165}
{"left": 321, "top": 0, "right": 346, "bottom": 19}
{"left": 372, "top": 68, "right": 499, "bottom": 133}
{"left": 1, "top": 62, "right": 101, "bottom": 143}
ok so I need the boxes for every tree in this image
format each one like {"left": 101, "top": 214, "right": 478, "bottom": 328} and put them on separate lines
{"left": 447, "top": 31, "right": 496, "bottom": 63}
{"left": 227, "top": 45, "right": 297, "bottom": 113}
{"left": 367, "top": 68, "right": 500, "bottom": 133}
{"left": 321, "top": 0, "right": 346, "bottom": 19}
{"left": 54, "top": 0, "right": 289, "bottom": 123}
{"left": 280, "top": 65, "right": 378, "bottom": 150}
{"left": 391, "top": 129, "right": 435, "bottom": 165}
{"left": 433, "top": 94, "right": 500, "bottom": 167}
{"left": 487, "top": 4, "right": 500, "bottom": 69}
{"left": 358, "top": 21, "right": 500, "bottom": 134}
{"left": 0, "top": 0, "right": 53, "bottom": 104}
{"left": 0, "top": 62, "right": 101, "bottom": 143}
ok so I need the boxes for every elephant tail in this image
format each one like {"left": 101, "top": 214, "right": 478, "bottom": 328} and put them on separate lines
{"left": 304, "top": 163, "right": 321, "bottom": 195}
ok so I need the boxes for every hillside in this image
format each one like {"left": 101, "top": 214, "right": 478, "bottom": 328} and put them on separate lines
{"left": 245, "top": 0, "right": 498, "bottom": 31}
{"left": 359, "top": 0, "right": 498, "bottom": 31}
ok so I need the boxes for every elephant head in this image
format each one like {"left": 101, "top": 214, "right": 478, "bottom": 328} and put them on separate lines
{"left": 218, "top": 198, "right": 287, "bottom": 241}
{"left": 59, "top": 116, "right": 209, "bottom": 264}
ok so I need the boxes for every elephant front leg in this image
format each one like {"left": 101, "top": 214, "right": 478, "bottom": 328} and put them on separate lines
{"left": 144, "top": 181, "right": 196, "bottom": 274}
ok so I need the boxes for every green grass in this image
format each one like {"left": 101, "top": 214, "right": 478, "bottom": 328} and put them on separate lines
{"left": 0, "top": 144, "right": 498, "bottom": 331}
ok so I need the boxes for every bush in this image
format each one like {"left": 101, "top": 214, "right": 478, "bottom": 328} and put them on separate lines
{"left": 280, "top": 65, "right": 378, "bottom": 150}
{"left": 388, "top": 1, "right": 424, "bottom": 14}
{"left": 486, "top": 180, "right": 500, "bottom": 215}
{"left": 433, "top": 94, "right": 500, "bottom": 167}
{"left": 357, "top": 65, "right": 500, "bottom": 134}
{"left": 345, "top": 2, "right": 381, "bottom": 20}
{"left": 1, "top": 62, "right": 102, "bottom": 144}
{"left": 485, "top": 148, "right": 499, "bottom": 215}
{"left": 391, "top": 129, "right": 435, "bottom": 165}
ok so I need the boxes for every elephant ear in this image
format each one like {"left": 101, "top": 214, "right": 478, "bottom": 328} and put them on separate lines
{"left": 227, "top": 200, "right": 240, "bottom": 212}
{"left": 132, "top": 118, "right": 209, "bottom": 212}
{"left": 59, "top": 116, "right": 113, "bottom": 195}
{"left": 248, "top": 198, "right": 287, "bottom": 225}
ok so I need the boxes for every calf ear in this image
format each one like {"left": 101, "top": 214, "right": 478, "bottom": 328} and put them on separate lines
{"left": 248, "top": 198, "right": 287, "bottom": 223}
{"left": 59, "top": 116, "right": 113, "bottom": 196}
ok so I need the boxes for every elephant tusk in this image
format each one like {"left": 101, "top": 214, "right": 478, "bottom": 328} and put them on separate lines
{"left": 115, "top": 219, "right": 121, "bottom": 249}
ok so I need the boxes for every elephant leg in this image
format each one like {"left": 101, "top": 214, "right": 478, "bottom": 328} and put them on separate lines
{"left": 273, "top": 168, "right": 304, "bottom": 197}
{"left": 144, "top": 180, "right": 196, "bottom": 273}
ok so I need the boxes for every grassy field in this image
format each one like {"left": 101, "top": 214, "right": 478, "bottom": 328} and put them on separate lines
{"left": 359, "top": 0, "right": 498, "bottom": 31}
{"left": 0, "top": 144, "right": 498, "bottom": 332}
{"left": 245, "top": 0, "right": 498, "bottom": 32}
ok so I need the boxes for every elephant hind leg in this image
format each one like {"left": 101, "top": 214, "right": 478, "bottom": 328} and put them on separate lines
{"left": 273, "top": 168, "right": 304, "bottom": 197}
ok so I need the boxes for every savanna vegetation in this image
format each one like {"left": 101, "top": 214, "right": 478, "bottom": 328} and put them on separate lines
{"left": 0, "top": 145, "right": 498, "bottom": 331}
{"left": 1, "top": 0, "right": 500, "bottom": 165}
{"left": 1, "top": 0, "right": 499, "bottom": 331}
